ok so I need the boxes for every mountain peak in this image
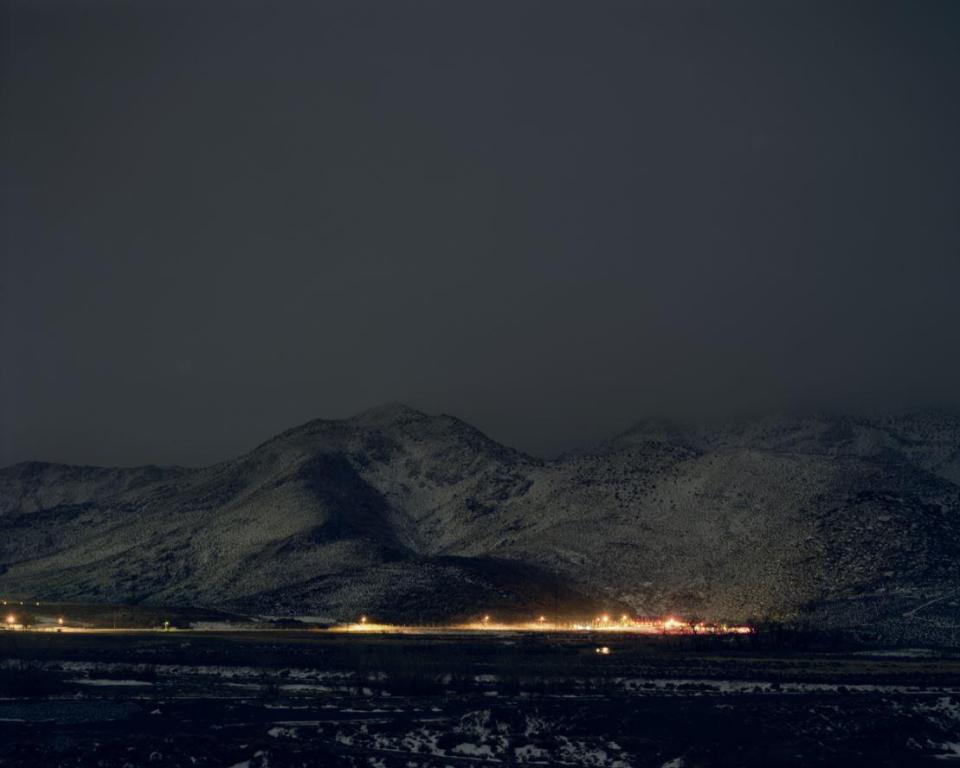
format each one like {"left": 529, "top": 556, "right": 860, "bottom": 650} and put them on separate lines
{"left": 4, "top": 406, "right": 960, "bottom": 642}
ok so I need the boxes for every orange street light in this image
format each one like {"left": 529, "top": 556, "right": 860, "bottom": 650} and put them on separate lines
{"left": 663, "top": 617, "right": 683, "bottom": 631}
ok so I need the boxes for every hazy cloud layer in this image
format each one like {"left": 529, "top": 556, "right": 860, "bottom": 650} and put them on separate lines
{"left": 2, "top": 0, "right": 959, "bottom": 465}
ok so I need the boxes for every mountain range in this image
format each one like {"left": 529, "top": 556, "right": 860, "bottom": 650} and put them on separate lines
{"left": 2, "top": 403, "right": 959, "bottom": 643}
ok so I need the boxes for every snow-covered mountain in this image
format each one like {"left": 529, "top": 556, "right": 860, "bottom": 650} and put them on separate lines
{"left": 2, "top": 404, "right": 959, "bottom": 641}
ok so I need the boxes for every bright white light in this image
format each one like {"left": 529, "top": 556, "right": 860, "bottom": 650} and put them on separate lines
{"left": 663, "top": 617, "right": 683, "bottom": 631}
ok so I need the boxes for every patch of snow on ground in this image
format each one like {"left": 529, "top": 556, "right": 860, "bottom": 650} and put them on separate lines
{"left": 67, "top": 679, "right": 153, "bottom": 686}
{"left": 934, "top": 741, "right": 960, "bottom": 760}
{"left": 619, "top": 676, "right": 960, "bottom": 696}
{"left": 14, "top": 658, "right": 351, "bottom": 684}
{"left": 278, "top": 684, "right": 334, "bottom": 693}
{"left": 524, "top": 716, "right": 548, "bottom": 737}
{"left": 855, "top": 648, "right": 940, "bottom": 658}
{"left": 452, "top": 743, "right": 496, "bottom": 758}
{"left": 930, "top": 696, "right": 960, "bottom": 724}
{"left": 515, "top": 744, "right": 550, "bottom": 762}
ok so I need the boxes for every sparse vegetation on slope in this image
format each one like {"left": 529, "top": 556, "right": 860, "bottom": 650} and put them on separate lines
{"left": 1, "top": 405, "right": 959, "bottom": 643}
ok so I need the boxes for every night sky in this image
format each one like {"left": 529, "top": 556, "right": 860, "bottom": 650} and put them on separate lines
{"left": 2, "top": 0, "right": 959, "bottom": 467}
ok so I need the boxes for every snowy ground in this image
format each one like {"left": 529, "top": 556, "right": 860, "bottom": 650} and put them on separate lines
{"left": 0, "top": 630, "right": 958, "bottom": 766}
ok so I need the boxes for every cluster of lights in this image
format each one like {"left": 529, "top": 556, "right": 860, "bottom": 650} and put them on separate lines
{"left": 339, "top": 613, "right": 751, "bottom": 635}
{"left": 0, "top": 598, "right": 68, "bottom": 631}
{"left": 451, "top": 613, "right": 752, "bottom": 635}
{"left": 573, "top": 615, "right": 750, "bottom": 634}
{"left": 0, "top": 604, "right": 750, "bottom": 636}
{"left": 3, "top": 613, "right": 67, "bottom": 629}
{"left": 337, "top": 616, "right": 392, "bottom": 633}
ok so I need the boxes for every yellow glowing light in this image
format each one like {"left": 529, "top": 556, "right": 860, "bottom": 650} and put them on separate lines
{"left": 5, "top": 614, "right": 15, "bottom": 625}
{"left": 596, "top": 646, "right": 611, "bottom": 655}
{"left": 58, "top": 617, "right": 64, "bottom": 626}
{"left": 333, "top": 614, "right": 751, "bottom": 636}
{"left": 663, "top": 617, "right": 683, "bottom": 631}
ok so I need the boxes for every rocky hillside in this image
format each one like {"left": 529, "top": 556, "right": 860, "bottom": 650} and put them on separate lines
{"left": 2, "top": 404, "right": 959, "bottom": 642}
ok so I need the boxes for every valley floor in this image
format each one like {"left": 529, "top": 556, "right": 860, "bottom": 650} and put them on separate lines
{"left": 1, "top": 631, "right": 959, "bottom": 767}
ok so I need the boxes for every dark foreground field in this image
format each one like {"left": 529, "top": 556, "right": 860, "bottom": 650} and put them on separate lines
{"left": 1, "top": 630, "right": 959, "bottom": 767}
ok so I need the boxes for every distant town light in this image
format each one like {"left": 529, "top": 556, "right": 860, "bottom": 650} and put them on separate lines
{"left": 5, "top": 614, "right": 15, "bottom": 625}
{"left": 663, "top": 617, "right": 683, "bottom": 631}
{"left": 596, "top": 646, "right": 611, "bottom": 655}
{"left": 330, "top": 615, "right": 751, "bottom": 635}
{"left": 58, "top": 617, "right": 64, "bottom": 626}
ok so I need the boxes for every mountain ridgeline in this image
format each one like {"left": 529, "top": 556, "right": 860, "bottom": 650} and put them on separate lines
{"left": 2, "top": 404, "right": 960, "bottom": 642}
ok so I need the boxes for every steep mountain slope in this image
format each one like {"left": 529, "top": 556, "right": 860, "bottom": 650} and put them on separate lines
{"left": 489, "top": 413, "right": 960, "bottom": 642}
{"left": 0, "top": 404, "right": 581, "bottom": 621}
{"left": 1, "top": 405, "right": 959, "bottom": 640}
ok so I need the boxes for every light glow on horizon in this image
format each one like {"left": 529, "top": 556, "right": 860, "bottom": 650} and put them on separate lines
{"left": 335, "top": 615, "right": 753, "bottom": 635}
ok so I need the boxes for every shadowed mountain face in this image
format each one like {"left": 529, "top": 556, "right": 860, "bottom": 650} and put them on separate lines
{"left": 2, "top": 404, "right": 959, "bottom": 640}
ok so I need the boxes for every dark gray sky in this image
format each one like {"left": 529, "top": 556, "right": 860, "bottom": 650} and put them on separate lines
{"left": 2, "top": 0, "right": 959, "bottom": 467}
